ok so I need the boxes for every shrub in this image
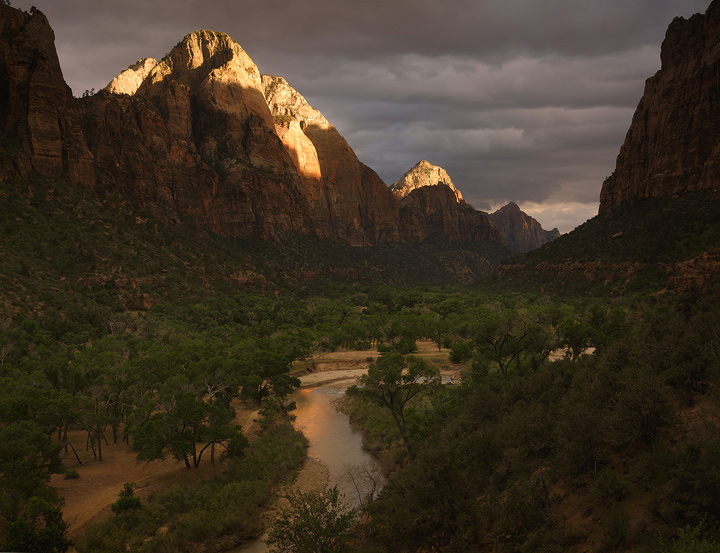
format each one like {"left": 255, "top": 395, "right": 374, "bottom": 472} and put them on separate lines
{"left": 110, "top": 483, "right": 141, "bottom": 515}
{"left": 265, "top": 486, "right": 357, "bottom": 553}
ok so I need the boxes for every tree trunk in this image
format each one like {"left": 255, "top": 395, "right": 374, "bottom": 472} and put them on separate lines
{"left": 96, "top": 427, "right": 103, "bottom": 462}
{"left": 390, "top": 409, "right": 414, "bottom": 461}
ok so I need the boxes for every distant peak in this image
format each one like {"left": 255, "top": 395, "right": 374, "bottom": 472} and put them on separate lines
{"left": 488, "top": 202, "right": 560, "bottom": 253}
{"left": 137, "top": 29, "right": 261, "bottom": 93}
{"left": 391, "top": 160, "right": 464, "bottom": 203}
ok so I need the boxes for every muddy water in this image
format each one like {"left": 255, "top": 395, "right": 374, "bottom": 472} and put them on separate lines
{"left": 292, "top": 383, "right": 381, "bottom": 506}
{"left": 236, "top": 379, "right": 380, "bottom": 552}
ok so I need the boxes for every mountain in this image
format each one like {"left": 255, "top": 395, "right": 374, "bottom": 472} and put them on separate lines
{"left": 0, "top": 6, "right": 509, "bottom": 268}
{"left": 600, "top": 0, "right": 720, "bottom": 212}
{"left": 391, "top": 160, "right": 506, "bottom": 244}
{"left": 488, "top": 202, "right": 560, "bottom": 254}
{"left": 0, "top": 5, "right": 95, "bottom": 186}
{"left": 495, "top": 0, "right": 720, "bottom": 293}
{"left": 79, "top": 30, "right": 314, "bottom": 241}
{"left": 261, "top": 75, "right": 400, "bottom": 245}
{"left": 391, "top": 160, "right": 464, "bottom": 203}
{"left": 0, "top": 5, "right": 513, "bottom": 285}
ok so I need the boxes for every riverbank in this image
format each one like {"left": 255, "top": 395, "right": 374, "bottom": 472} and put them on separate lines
{"left": 52, "top": 342, "right": 455, "bottom": 548}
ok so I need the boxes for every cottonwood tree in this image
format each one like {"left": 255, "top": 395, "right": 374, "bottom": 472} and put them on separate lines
{"left": 130, "top": 380, "right": 248, "bottom": 468}
{"left": 351, "top": 352, "right": 440, "bottom": 460}
{"left": 239, "top": 343, "right": 300, "bottom": 406}
{"left": 472, "top": 309, "right": 547, "bottom": 378}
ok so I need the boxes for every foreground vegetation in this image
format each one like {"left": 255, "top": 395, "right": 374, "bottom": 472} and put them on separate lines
{"left": 80, "top": 423, "right": 306, "bottom": 553}
{"left": 344, "top": 283, "right": 720, "bottom": 552}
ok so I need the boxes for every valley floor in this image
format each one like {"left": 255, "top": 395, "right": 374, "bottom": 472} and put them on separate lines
{"left": 51, "top": 341, "right": 455, "bottom": 544}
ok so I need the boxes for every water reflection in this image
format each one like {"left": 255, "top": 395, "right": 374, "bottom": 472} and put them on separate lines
{"left": 292, "top": 385, "right": 380, "bottom": 507}
{"left": 234, "top": 383, "right": 381, "bottom": 553}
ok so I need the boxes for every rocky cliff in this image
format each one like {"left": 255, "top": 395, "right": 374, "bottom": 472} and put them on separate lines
{"left": 599, "top": 0, "right": 720, "bottom": 212}
{"left": 80, "top": 30, "right": 313, "bottom": 240}
{"left": 488, "top": 201, "right": 560, "bottom": 253}
{"left": 391, "top": 161, "right": 506, "bottom": 244}
{"left": 0, "top": 4, "right": 95, "bottom": 186}
{"left": 262, "top": 75, "right": 400, "bottom": 245}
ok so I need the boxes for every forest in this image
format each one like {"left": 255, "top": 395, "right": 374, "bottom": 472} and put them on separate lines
{"left": 1, "top": 175, "right": 720, "bottom": 552}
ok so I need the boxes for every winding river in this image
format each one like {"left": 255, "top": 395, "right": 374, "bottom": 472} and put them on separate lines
{"left": 236, "top": 373, "right": 380, "bottom": 552}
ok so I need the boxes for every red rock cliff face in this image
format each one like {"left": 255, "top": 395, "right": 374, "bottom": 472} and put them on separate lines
{"left": 0, "top": 7, "right": 510, "bottom": 255}
{"left": 0, "top": 5, "right": 94, "bottom": 186}
{"left": 399, "top": 184, "right": 506, "bottom": 244}
{"left": 599, "top": 0, "right": 720, "bottom": 213}
{"left": 488, "top": 202, "right": 560, "bottom": 253}
{"left": 80, "top": 31, "right": 313, "bottom": 240}
{"left": 391, "top": 161, "right": 506, "bottom": 244}
{"left": 262, "top": 75, "right": 400, "bottom": 245}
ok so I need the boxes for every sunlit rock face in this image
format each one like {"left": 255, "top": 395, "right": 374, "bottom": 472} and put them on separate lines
{"left": 262, "top": 75, "right": 401, "bottom": 245}
{"left": 390, "top": 161, "right": 506, "bottom": 245}
{"left": 600, "top": 0, "right": 720, "bottom": 213}
{"left": 489, "top": 202, "right": 560, "bottom": 254}
{"left": 104, "top": 58, "right": 157, "bottom": 95}
{"left": 391, "top": 160, "right": 464, "bottom": 204}
{"left": 81, "top": 30, "right": 313, "bottom": 240}
{"left": 0, "top": 4, "right": 95, "bottom": 186}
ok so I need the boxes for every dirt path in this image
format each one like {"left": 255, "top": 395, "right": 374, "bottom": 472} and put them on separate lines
{"left": 51, "top": 407, "right": 261, "bottom": 539}
{"left": 50, "top": 433, "right": 223, "bottom": 537}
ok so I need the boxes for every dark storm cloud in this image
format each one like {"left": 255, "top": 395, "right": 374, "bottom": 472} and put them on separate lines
{"left": 10, "top": 0, "right": 712, "bottom": 231}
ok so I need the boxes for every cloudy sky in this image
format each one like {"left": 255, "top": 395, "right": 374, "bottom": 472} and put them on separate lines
{"left": 12, "top": 0, "right": 712, "bottom": 232}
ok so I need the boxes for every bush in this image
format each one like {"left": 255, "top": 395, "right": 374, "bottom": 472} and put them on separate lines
{"left": 449, "top": 340, "right": 473, "bottom": 363}
{"left": 63, "top": 470, "right": 80, "bottom": 480}
{"left": 110, "top": 483, "right": 141, "bottom": 515}
{"left": 265, "top": 486, "right": 357, "bottom": 553}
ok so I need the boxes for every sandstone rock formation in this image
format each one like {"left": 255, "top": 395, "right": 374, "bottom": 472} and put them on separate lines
{"left": 0, "top": 5, "right": 510, "bottom": 263}
{"left": 398, "top": 183, "right": 505, "bottom": 244}
{"left": 262, "top": 75, "right": 400, "bottom": 245}
{"left": 488, "top": 201, "right": 560, "bottom": 253}
{"left": 599, "top": 0, "right": 720, "bottom": 212}
{"left": 391, "top": 161, "right": 505, "bottom": 244}
{"left": 0, "top": 5, "right": 95, "bottom": 186}
{"left": 81, "top": 30, "right": 313, "bottom": 239}
{"left": 391, "top": 160, "right": 464, "bottom": 203}
{"left": 104, "top": 58, "right": 157, "bottom": 95}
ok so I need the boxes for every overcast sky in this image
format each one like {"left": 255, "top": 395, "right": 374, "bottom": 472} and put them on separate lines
{"left": 11, "top": 0, "right": 712, "bottom": 232}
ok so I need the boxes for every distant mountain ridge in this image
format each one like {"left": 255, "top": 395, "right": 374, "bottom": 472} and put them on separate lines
{"left": 0, "top": 7, "right": 510, "bottom": 272}
{"left": 488, "top": 202, "right": 560, "bottom": 254}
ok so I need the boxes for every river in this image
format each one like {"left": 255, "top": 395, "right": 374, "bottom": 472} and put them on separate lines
{"left": 235, "top": 374, "right": 380, "bottom": 552}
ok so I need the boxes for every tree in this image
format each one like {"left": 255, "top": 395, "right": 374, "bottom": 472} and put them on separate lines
{"left": 0, "top": 420, "right": 64, "bottom": 521}
{"left": 473, "top": 309, "right": 540, "bottom": 378}
{"left": 2, "top": 497, "right": 72, "bottom": 553}
{"left": 353, "top": 352, "right": 439, "bottom": 460}
{"left": 130, "top": 388, "right": 247, "bottom": 468}
{"left": 239, "top": 344, "right": 300, "bottom": 406}
{"left": 558, "top": 316, "right": 595, "bottom": 362}
{"left": 266, "top": 486, "right": 357, "bottom": 553}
